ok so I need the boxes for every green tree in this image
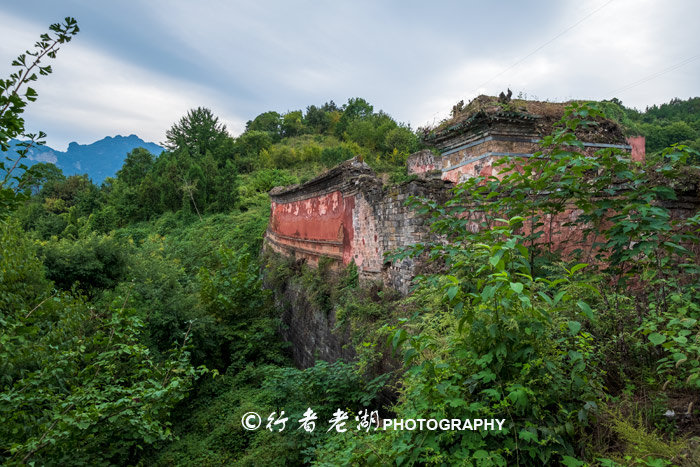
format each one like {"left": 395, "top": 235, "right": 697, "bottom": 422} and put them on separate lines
{"left": 246, "top": 110, "right": 282, "bottom": 141}
{"left": 335, "top": 97, "right": 374, "bottom": 138}
{"left": 365, "top": 102, "right": 700, "bottom": 465}
{"left": 281, "top": 110, "right": 304, "bottom": 137}
{"left": 17, "top": 161, "right": 64, "bottom": 195}
{"left": 116, "top": 147, "right": 155, "bottom": 187}
{"left": 233, "top": 130, "right": 272, "bottom": 173}
{"left": 164, "top": 107, "right": 230, "bottom": 156}
{"left": 384, "top": 125, "right": 419, "bottom": 154}
{"left": 0, "top": 17, "right": 79, "bottom": 216}
{"left": 41, "top": 233, "right": 129, "bottom": 295}
{"left": 0, "top": 20, "right": 208, "bottom": 465}
{"left": 647, "top": 121, "right": 696, "bottom": 153}
{"left": 0, "top": 216, "right": 205, "bottom": 466}
{"left": 304, "top": 100, "right": 339, "bottom": 134}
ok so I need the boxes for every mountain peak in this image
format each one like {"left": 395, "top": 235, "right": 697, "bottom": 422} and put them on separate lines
{"left": 20, "top": 135, "right": 165, "bottom": 183}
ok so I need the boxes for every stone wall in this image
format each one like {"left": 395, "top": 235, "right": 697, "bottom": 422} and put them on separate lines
{"left": 272, "top": 277, "right": 355, "bottom": 369}
{"left": 409, "top": 116, "right": 644, "bottom": 184}
{"left": 264, "top": 159, "right": 451, "bottom": 368}
{"left": 266, "top": 106, "right": 653, "bottom": 295}
{"left": 406, "top": 149, "right": 437, "bottom": 176}
{"left": 265, "top": 158, "right": 451, "bottom": 294}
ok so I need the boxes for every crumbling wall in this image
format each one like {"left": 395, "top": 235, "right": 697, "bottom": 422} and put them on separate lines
{"left": 264, "top": 159, "right": 697, "bottom": 371}
{"left": 263, "top": 96, "right": 699, "bottom": 371}
{"left": 265, "top": 158, "right": 451, "bottom": 294}
{"left": 373, "top": 179, "right": 450, "bottom": 292}
{"left": 266, "top": 130, "right": 651, "bottom": 291}
{"left": 406, "top": 149, "right": 437, "bottom": 176}
{"left": 266, "top": 160, "right": 368, "bottom": 268}
{"left": 437, "top": 136, "right": 643, "bottom": 184}
{"left": 263, "top": 159, "right": 451, "bottom": 368}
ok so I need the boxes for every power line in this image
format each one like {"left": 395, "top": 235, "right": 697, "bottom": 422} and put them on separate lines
{"left": 471, "top": 0, "right": 616, "bottom": 94}
{"left": 421, "top": 1, "right": 616, "bottom": 128}
{"left": 607, "top": 54, "right": 699, "bottom": 96}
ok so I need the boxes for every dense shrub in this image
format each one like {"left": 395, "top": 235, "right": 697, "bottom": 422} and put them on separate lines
{"left": 41, "top": 233, "right": 129, "bottom": 295}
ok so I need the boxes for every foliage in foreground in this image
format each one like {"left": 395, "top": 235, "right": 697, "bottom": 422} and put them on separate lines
{"left": 3, "top": 16, "right": 700, "bottom": 466}
{"left": 312, "top": 103, "right": 700, "bottom": 465}
{"left": 0, "top": 221, "right": 207, "bottom": 465}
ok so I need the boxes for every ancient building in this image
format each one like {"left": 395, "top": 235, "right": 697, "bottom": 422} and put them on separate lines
{"left": 415, "top": 96, "right": 645, "bottom": 182}
{"left": 264, "top": 96, "right": 700, "bottom": 368}
{"left": 264, "top": 97, "right": 650, "bottom": 293}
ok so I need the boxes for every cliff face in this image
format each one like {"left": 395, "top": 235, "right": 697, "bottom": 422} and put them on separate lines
{"left": 271, "top": 274, "right": 355, "bottom": 369}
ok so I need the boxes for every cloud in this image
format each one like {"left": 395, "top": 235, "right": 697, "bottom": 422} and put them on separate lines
{"left": 402, "top": 0, "right": 699, "bottom": 124}
{"left": 0, "top": 10, "right": 247, "bottom": 149}
{"left": 1, "top": 0, "right": 698, "bottom": 149}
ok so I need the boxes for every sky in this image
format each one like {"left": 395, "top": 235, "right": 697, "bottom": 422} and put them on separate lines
{"left": 1, "top": 0, "right": 698, "bottom": 150}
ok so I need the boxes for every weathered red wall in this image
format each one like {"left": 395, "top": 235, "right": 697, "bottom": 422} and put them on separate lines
{"left": 264, "top": 159, "right": 452, "bottom": 293}
{"left": 267, "top": 191, "right": 356, "bottom": 266}
{"left": 269, "top": 191, "right": 345, "bottom": 241}
{"left": 406, "top": 149, "right": 437, "bottom": 176}
{"left": 627, "top": 136, "right": 646, "bottom": 162}
{"left": 442, "top": 156, "right": 497, "bottom": 183}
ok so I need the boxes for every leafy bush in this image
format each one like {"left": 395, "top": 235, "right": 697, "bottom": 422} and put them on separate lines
{"left": 147, "top": 360, "right": 387, "bottom": 466}
{"left": 238, "top": 168, "right": 298, "bottom": 198}
{"left": 321, "top": 145, "right": 355, "bottom": 167}
{"left": 0, "top": 222, "right": 206, "bottom": 465}
{"left": 41, "top": 233, "right": 129, "bottom": 295}
{"left": 316, "top": 102, "right": 700, "bottom": 465}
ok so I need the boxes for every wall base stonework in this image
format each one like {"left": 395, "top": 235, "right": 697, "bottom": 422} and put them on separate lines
{"left": 271, "top": 277, "right": 355, "bottom": 369}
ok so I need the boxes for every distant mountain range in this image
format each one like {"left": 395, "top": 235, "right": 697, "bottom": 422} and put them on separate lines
{"left": 9, "top": 135, "right": 165, "bottom": 184}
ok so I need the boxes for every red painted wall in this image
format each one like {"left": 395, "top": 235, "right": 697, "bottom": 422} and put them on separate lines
{"left": 627, "top": 136, "right": 646, "bottom": 162}
{"left": 268, "top": 190, "right": 356, "bottom": 266}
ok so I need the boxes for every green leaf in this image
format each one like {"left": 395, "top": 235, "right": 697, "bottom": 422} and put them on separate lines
{"left": 446, "top": 285, "right": 458, "bottom": 301}
{"left": 648, "top": 332, "right": 666, "bottom": 346}
{"left": 577, "top": 300, "right": 594, "bottom": 319}
{"left": 392, "top": 329, "right": 408, "bottom": 350}
{"left": 518, "top": 428, "right": 538, "bottom": 443}
{"left": 553, "top": 290, "right": 567, "bottom": 305}
{"left": 489, "top": 248, "right": 505, "bottom": 267}
{"left": 510, "top": 282, "right": 524, "bottom": 294}
{"left": 561, "top": 456, "right": 587, "bottom": 467}
{"left": 508, "top": 388, "right": 528, "bottom": 409}
{"left": 538, "top": 291, "right": 553, "bottom": 306}
{"left": 663, "top": 241, "right": 688, "bottom": 252}
{"left": 567, "top": 320, "right": 581, "bottom": 335}
{"left": 404, "top": 348, "right": 418, "bottom": 365}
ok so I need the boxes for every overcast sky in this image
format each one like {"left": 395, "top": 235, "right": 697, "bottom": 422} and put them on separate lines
{"left": 1, "top": 0, "right": 698, "bottom": 150}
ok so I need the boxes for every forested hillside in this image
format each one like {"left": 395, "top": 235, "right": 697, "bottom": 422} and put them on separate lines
{"left": 0, "top": 18, "right": 419, "bottom": 465}
{"left": 601, "top": 97, "right": 700, "bottom": 155}
{"left": 2, "top": 18, "right": 700, "bottom": 467}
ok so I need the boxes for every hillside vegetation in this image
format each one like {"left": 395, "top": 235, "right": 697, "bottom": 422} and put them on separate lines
{"left": 2, "top": 19, "right": 700, "bottom": 466}
{"left": 601, "top": 97, "right": 700, "bottom": 155}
